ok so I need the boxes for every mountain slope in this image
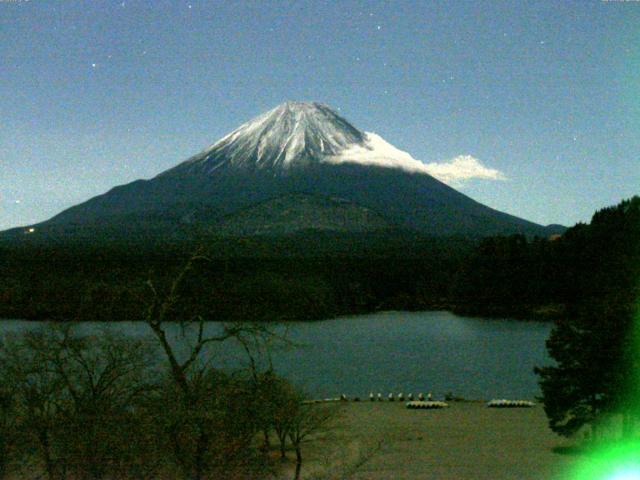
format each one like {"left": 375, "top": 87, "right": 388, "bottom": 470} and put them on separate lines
{"left": 2, "top": 101, "right": 562, "bottom": 240}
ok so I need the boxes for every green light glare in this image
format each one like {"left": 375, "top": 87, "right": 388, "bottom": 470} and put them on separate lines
{"left": 609, "top": 468, "right": 640, "bottom": 480}
{"left": 568, "top": 291, "right": 639, "bottom": 480}
{"left": 568, "top": 441, "right": 640, "bottom": 480}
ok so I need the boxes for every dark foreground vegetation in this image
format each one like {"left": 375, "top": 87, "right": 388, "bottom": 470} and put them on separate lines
{"left": 0, "top": 197, "right": 638, "bottom": 323}
{"left": 0, "top": 313, "right": 342, "bottom": 480}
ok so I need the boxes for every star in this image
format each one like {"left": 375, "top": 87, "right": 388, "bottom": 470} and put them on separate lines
{"left": 91, "top": 63, "right": 97, "bottom": 68}
{"left": 376, "top": 25, "right": 381, "bottom": 30}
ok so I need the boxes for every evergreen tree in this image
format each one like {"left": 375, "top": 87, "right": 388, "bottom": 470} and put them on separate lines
{"left": 535, "top": 196, "right": 640, "bottom": 438}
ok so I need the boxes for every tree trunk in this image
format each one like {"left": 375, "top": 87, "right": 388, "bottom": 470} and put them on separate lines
{"left": 276, "top": 428, "right": 287, "bottom": 459}
{"left": 293, "top": 446, "right": 302, "bottom": 480}
{"left": 280, "top": 439, "right": 287, "bottom": 460}
{"left": 36, "top": 428, "right": 57, "bottom": 480}
{"left": 192, "top": 428, "right": 209, "bottom": 480}
{"left": 0, "top": 438, "right": 9, "bottom": 480}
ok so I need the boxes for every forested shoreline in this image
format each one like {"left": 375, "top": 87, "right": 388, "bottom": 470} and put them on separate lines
{"left": 0, "top": 197, "right": 637, "bottom": 323}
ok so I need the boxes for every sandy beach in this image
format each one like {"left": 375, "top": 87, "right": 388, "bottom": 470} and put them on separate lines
{"left": 292, "top": 401, "right": 580, "bottom": 480}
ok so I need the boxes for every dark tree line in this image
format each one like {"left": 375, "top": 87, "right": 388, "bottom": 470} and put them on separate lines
{"left": 534, "top": 196, "right": 640, "bottom": 439}
{"left": 0, "top": 232, "right": 470, "bottom": 323}
{"left": 0, "top": 226, "right": 574, "bottom": 324}
{"left": 3, "top": 198, "right": 638, "bottom": 325}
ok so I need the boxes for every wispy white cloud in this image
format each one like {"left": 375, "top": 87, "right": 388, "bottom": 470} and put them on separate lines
{"left": 325, "top": 133, "right": 506, "bottom": 186}
{"left": 423, "top": 155, "right": 507, "bottom": 185}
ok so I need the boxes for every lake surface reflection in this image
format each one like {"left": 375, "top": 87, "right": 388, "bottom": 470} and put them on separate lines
{"left": 0, "top": 311, "right": 552, "bottom": 400}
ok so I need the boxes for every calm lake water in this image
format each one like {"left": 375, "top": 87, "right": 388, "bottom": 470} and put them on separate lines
{"left": 0, "top": 311, "right": 552, "bottom": 400}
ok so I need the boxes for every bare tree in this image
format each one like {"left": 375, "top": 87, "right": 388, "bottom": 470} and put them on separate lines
{"left": 144, "top": 249, "right": 282, "bottom": 480}
{"left": 267, "top": 378, "right": 300, "bottom": 460}
{"left": 0, "top": 329, "right": 67, "bottom": 480}
{"left": 234, "top": 320, "right": 294, "bottom": 453}
{"left": 287, "top": 401, "right": 339, "bottom": 480}
{"left": 47, "top": 327, "right": 155, "bottom": 480}
{"left": 0, "top": 325, "right": 157, "bottom": 480}
{"left": 144, "top": 250, "right": 278, "bottom": 396}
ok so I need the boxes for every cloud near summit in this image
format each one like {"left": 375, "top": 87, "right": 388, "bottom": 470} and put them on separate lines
{"left": 423, "top": 155, "right": 507, "bottom": 185}
{"left": 324, "top": 132, "right": 506, "bottom": 185}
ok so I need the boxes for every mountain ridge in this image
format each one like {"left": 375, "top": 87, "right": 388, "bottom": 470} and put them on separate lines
{"left": 1, "top": 101, "right": 564, "bottom": 240}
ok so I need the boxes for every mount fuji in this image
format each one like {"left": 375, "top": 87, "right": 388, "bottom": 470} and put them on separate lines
{"left": 6, "top": 102, "right": 562, "bottom": 240}
{"left": 164, "top": 101, "right": 442, "bottom": 176}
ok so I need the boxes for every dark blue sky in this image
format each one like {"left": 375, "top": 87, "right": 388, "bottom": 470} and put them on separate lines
{"left": 1, "top": 0, "right": 638, "bottom": 230}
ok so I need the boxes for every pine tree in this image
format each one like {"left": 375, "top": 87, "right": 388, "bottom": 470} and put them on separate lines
{"left": 535, "top": 197, "right": 640, "bottom": 438}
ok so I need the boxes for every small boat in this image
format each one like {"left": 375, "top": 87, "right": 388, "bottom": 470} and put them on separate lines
{"left": 405, "top": 400, "right": 449, "bottom": 409}
{"left": 487, "top": 399, "right": 535, "bottom": 408}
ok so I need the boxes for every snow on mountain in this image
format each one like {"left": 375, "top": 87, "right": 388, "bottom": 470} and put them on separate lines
{"left": 165, "top": 101, "right": 437, "bottom": 177}
{"left": 168, "top": 101, "right": 366, "bottom": 175}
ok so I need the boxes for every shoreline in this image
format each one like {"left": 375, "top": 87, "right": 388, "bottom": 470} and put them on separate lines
{"left": 0, "top": 304, "right": 562, "bottom": 323}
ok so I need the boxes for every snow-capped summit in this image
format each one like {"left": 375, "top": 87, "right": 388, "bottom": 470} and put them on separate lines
{"left": 165, "top": 101, "right": 435, "bottom": 176}
{"left": 167, "top": 101, "right": 364, "bottom": 174}
{"left": 8, "top": 101, "right": 561, "bottom": 241}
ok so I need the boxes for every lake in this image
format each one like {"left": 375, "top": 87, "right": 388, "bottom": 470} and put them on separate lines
{"left": 0, "top": 311, "right": 552, "bottom": 400}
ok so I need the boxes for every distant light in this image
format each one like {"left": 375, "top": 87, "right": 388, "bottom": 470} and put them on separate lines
{"left": 26, "top": 228, "right": 35, "bottom": 234}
